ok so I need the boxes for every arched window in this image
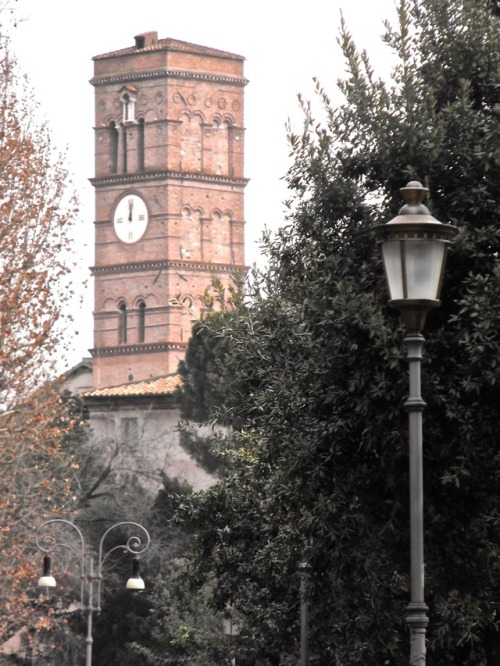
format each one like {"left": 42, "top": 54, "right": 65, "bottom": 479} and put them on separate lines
{"left": 180, "top": 207, "right": 202, "bottom": 261}
{"left": 118, "top": 302, "right": 127, "bottom": 344}
{"left": 138, "top": 300, "right": 146, "bottom": 343}
{"left": 121, "top": 92, "right": 136, "bottom": 122}
{"left": 109, "top": 121, "right": 119, "bottom": 174}
{"left": 121, "top": 123, "right": 127, "bottom": 173}
{"left": 138, "top": 118, "right": 145, "bottom": 172}
{"left": 180, "top": 112, "right": 202, "bottom": 172}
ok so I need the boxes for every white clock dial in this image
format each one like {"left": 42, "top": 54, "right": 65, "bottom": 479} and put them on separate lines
{"left": 113, "top": 194, "right": 149, "bottom": 244}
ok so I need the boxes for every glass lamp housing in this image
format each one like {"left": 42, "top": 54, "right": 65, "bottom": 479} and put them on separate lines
{"left": 376, "top": 181, "right": 457, "bottom": 330}
{"left": 38, "top": 555, "right": 56, "bottom": 588}
{"left": 126, "top": 558, "right": 145, "bottom": 590}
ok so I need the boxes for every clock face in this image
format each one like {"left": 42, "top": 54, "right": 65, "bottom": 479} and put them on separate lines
{"left": 113, "top": 194, "right": 149, "bottom": 244}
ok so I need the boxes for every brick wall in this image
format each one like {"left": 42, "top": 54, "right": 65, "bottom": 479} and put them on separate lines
{"left": 90, "top": 35, "right": 247, "bottom": 389}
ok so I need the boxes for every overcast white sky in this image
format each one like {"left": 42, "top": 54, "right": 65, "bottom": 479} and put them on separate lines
{"left": 8, "top": 0, "right": 398, "bottom": 366}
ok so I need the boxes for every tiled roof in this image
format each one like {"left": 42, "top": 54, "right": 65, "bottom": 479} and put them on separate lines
{"left": 63, "top": 357, "right": 93, "bottom": 377}
{"left": 84, "top": 374, "right": 182, "bottom": 398}
{"left": 94, "top": 36, "right": 244, "bottom": 62}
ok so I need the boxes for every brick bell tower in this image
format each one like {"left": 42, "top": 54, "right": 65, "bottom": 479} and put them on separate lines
{"left": 90, "top": 32, "right": 247, "bottom": 389}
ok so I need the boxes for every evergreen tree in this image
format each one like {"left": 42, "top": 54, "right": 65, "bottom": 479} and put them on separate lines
{"left": 178, "top": 0, "right": 500, "bottom": 663}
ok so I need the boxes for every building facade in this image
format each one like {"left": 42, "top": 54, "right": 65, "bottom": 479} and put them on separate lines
{"left": 90, "top": 31, "right": 247, "bottom": 389}
{"left": 76, "top": 33, "right": 247, "bottom": 491}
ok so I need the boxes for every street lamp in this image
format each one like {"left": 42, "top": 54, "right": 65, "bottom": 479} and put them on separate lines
{"left": 35, "top": 519, "right": 151, "bottom": 666}
{"left": 375, "top": 181, "right": 457, "bottom": 665}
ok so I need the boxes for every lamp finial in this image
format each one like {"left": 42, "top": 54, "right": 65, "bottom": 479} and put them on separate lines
{"left": 399, "top": 181, "right": 431, "bottom": 215}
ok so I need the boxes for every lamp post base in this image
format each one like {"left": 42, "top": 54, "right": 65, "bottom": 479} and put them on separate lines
{"left": 406, "top": 602, "right": 429, "bottom": 666}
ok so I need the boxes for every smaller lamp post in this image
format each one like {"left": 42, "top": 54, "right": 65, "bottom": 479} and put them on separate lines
{"left": 375, "top": 181, "right": 457, "bottom": 665}
{"left": 36, "top": 519, "right": 150, "bottom": 666}
{"left": 298, "top": 560, "right": 311, "bottom": 666}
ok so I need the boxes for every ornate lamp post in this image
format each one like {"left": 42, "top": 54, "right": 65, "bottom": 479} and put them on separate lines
{"left": 36, "top": 519, "right": 151, "bottom": 666}
{"left": 375, "top": 181, "right": 457, "bottom": 665}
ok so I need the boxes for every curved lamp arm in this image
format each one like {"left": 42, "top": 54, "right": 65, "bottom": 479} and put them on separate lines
{"left": 95, "top": 522, "right": 151, "bottom": 608}
{"left": 97, "top": 521, "right": 151, "bottom": 571}
{"left": 36, "top": 519, "right": 87, "bottom": 603}
{"left": 35, "top": 518, "right": 86, "bottom": 559}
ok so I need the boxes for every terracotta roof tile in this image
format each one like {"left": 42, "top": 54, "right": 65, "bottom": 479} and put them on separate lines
{"left": 94, "top": 37, "right": 244, "bottom": 62}
{"left": 84, "top": 374, "right": 182, "bottom": 398}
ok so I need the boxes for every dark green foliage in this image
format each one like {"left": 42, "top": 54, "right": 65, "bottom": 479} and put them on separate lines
{"left": 128, "top": 562, "right": 233, "bottom": 665}
{"left": 178, "top": 273, "right": 245, "bottom": 425}
{"left": 178, "top": 320, "right": 231, "bottom": 423}
{"left": 85, "top": 589, "right": 153, "bottom": 666}
{"left": 152, "top": 473, "right": 197, "bottom": 554}
{"left": 177, "top": 0, "right": 500, "bottom": 663}
{"left": 178, "top": 427, "right": 228, "bottom": 476}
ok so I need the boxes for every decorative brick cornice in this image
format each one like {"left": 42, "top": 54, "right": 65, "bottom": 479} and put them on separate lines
{"left": 90, "top": 169, "right": 249, "bottom": 188}
{"left": 90, "top": 260, "right": 247, "bottom": 275}
{"left": 90, "top": 69, "right": 248, "bottom": 88}
{"left": 90, "top": 342, "right": 187, "bottom": 358}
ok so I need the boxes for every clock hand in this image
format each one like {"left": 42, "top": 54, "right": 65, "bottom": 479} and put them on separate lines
{"left": 128, "top": 198, "right": 134, "bottom": 221}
